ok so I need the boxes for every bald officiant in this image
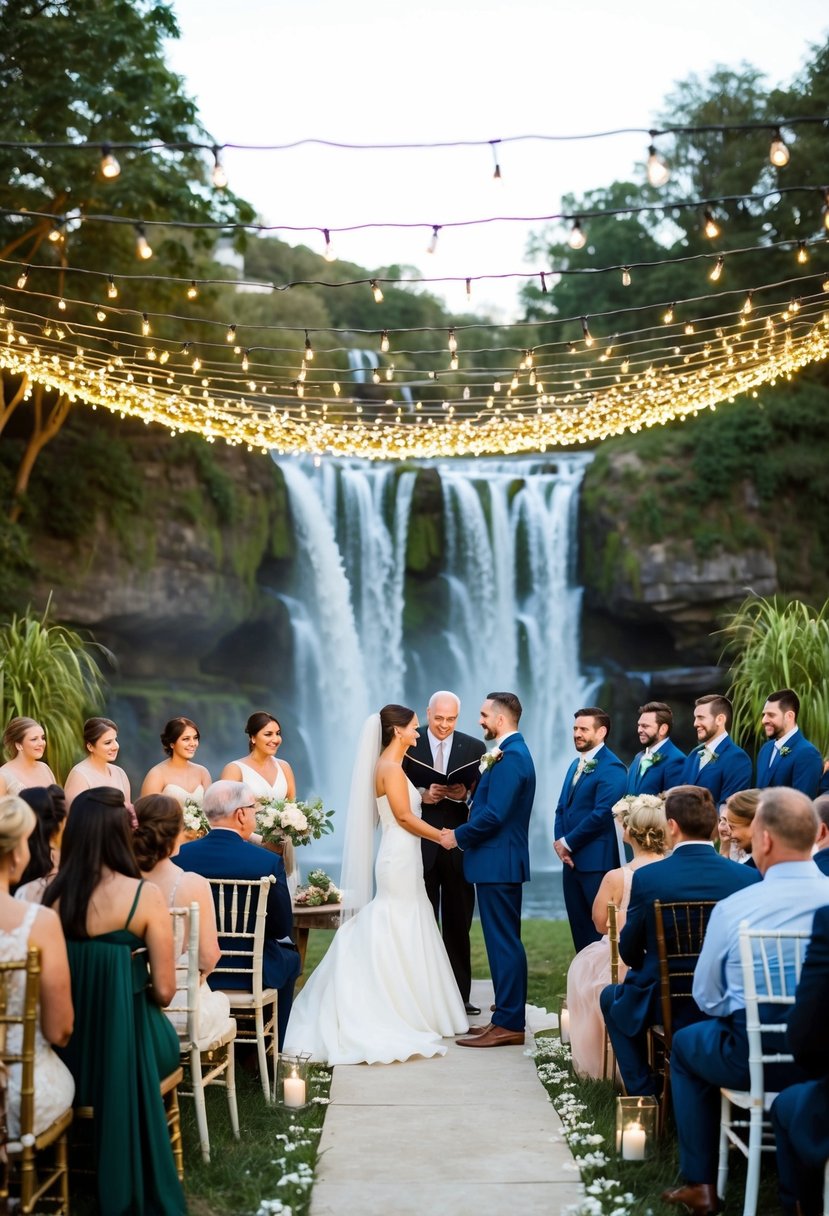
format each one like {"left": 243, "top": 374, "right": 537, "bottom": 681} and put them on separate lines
{"left": 403, "top": 690, "right": 486, "bottom": 1015}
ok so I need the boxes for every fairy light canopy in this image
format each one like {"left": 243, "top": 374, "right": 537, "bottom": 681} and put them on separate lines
{"left": 2, "top": 118, "right": 828, "bottom": 461}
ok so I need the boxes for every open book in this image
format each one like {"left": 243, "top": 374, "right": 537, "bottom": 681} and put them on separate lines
{"left": 404, "top": 753, "right": 482, "bottom": 790}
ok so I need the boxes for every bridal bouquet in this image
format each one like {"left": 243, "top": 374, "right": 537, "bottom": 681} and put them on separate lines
{"left": 182, "top": 797, "right": 209, "bottom": 838}
{"left": 255, "top": 797, "right": 335, "bottom": 847}
{"left": 294, "top": 868, "right": 342, "bottom": 907}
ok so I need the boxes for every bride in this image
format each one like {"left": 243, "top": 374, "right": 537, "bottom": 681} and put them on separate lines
{"left": 282, "top": 705, "right": 468, "bottom": 1064}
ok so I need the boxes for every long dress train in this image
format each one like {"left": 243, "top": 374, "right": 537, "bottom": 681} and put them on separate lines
{"left": 567, "top": 865, "right": 634, "bottom": 1079}
{"left": 283, "top": 780, "right": 468, "bottom": 1064}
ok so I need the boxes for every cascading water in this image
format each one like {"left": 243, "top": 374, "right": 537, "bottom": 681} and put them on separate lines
{"left": 274, "top": 454, "right": 596, "bottom": 905}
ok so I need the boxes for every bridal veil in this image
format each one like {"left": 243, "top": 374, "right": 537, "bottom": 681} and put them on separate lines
{"left": 339, "top": 712, "right": 381, "bottom": 918}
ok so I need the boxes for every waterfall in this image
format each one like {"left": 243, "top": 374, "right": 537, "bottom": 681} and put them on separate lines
{"left": 274, "top": 454, "right": 596, "bottom": 881}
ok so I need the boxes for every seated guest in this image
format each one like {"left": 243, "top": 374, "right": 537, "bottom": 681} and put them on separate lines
{"left": 176, "top": 779, "right": 301, "bottom": 1050}
{"left": 663, "top": 788, "right": 829, "bottom": 1216}
{"left": 14, "top": 784, "right": 66, "bottom": 903}
{"left": 567, "top": 797, "right": 670, "bottom": 1079}
{"left": 722, "top": 787, "right": 762, "bottom": 866}
{"left": 770, "top": 903, "right": 829, "bottom": 1216}
{"left": 625, "top": 701, "right": 686, "bottom": 796}
{"left": 0, "top": 794, "right": 74, "bottom": 1138}
{"left": 43, "top": 787, "right": 185, "bottom": 1216}
{"left": 133, "top": 793, "right": 231, "bottom": 1044}
{"left": 756, "top": 688, "right": 822, "bottom": 798}
{"left": 814, "top": 794, "right": 829, "bottom": 875}
{"left": 600, "top": 785, "right": 760, "bottom": 1097}
{"left": 679, "top": 694, "right": 752, "bottom": 808}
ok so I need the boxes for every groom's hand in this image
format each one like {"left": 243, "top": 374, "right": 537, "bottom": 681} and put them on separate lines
{"left": 443, "top": 782, "right": 467, "bottom": 801}
{"left": 554, "top": 838, "right": 574, "bottom": 868}
{"left": 440, "top": 828, "right": 456, "bottom": 850}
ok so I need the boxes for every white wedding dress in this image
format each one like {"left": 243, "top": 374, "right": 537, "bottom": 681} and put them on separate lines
{"left": 283, "top": 779, "right": 468, "bottom": 1064}
{"left": 235, "top": 761, "right": 288, "bottom": 801}
{"left": 162, "top": 782, "right": 205, "bottom": 806}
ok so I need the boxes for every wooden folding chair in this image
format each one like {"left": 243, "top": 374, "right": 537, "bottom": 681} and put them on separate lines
{"left": 167, "top": 903, "right": 239, "bottom": 1162}
{"left": 650, "top": 899, "right": 717, "bottom": 1135}
{"left": 0, "top": 947, "right": 72, "bottom": 1214}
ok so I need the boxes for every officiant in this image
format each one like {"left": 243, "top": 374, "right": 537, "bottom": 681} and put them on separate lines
{"left": 403, "top": 690, "right": 486, "bottom": 1015}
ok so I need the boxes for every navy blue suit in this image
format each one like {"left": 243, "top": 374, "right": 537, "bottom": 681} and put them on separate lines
{"left": 454, "top": 732, "right": 535, "bottom": 1032}
{"left": 625, "top": 739, "right": 686, "bottom": 796}
{"left": 771, "top": 905, "right": 829, "bottom": 1216}
{"left": 554, "top": 745, "right": 628, "bottom": 952}
{"left": 755, "top": 729, "right": 823, "bottom": 798}
{"left": 678, "top": 735, "right": 752, "bottom": 807}
{"left": 177, "top": 829, "right": 301, "bottom": 1049}
{"left": 814, "top": 847, "right": 829, "bottom": 877}
{"left": 599, "top": 844, "right": 761, "bottom": 1094}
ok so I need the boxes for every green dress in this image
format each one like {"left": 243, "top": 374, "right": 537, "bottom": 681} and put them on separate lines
{"left": 59, "top": 881, "right": 186, "bottom": 1215}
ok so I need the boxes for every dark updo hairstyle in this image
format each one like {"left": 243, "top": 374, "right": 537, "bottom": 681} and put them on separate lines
{"left": 245, "top": 712, "right": 280, "bottom": 751}
{"left": 43, "top": 787, "right": 139, "bottom": 939}
{"left": 83, "top": 716, "right": 118, "bottom": 752}
{"left": 3, "top": 717, "right": 42, "bottom": 761}
{"left": 160, "top": 717, "right": 200, "bottom": 757}
{"left": 133, "top": 794, "right": 183, "bottom": 870}
{"left": 17, "top": 784, "right": 67, "bottom": 886}
{"left": 379, "top": 704, "right": 415, "bottom": 748}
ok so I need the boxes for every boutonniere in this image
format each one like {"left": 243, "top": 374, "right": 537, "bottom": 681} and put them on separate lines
{"left": 582, "top": 758, "right": 598, "bottom": 775}
{"left": 479, "top": 747, "right": 503, "bottom": 774}
{"left": 779, "top": 745, "right": 792, "bottom": 757}
{"left": 650, "top": 752, "right": 664, "bottom": 766}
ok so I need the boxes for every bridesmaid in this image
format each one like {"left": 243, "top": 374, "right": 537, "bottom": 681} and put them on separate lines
{"left": 221, "top": 711, "right": 296, "bottom": 802}
{"left": 63, "top": 717, "right": 131, "bottom": 809}
{"left": 0, "top": 717, "right": 57, "bottom": 796}
{"left": 140, "top": 717, "right": 211, "bottom": 806}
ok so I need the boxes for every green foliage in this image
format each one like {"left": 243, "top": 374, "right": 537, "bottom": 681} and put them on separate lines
{"left": 163, "top": 434, "right": 238, "bottom": 526}
{"left": 0, "top": 604, "right": 110, "bottom": 781}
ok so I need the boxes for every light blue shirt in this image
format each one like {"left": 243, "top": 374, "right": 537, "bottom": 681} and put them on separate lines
{"left": 693, "top": 860, "right": 829, "bottom": 1017}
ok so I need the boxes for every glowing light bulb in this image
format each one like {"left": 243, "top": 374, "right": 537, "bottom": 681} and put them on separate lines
{"left": 226, "top": 324, "right": 236, "bottom": 343}
{"left": 385, "top": 365, "right": 394, "bottom": 382}
{"left": 427, "top": 225, "right": 440, "bottom": 255}
{"left": 304, "top": 331, "right": 314, "bottom": 361}
{"left": 57, "top": 297, "right": 66, "bottom": 311}
{"left": 684, "top": 322, "right": 695, "bottom": 335}
{"left": 322, "top": 228, "right": 336, "bottom": 262}
{"left": 212, "top": 147, "right": 228, "bottom": 189}
{"left": 663, "top": 304, "right": 675, "bottom": 325}
{"left": 242, "top": 350, "right": 250, "bottom": 372}
{"left": 510, "top": 375, "right": 519, "bottom": 390}
{"left": 187, "top": 281, "right": 198, "bottom": 300}
{"left": 450, "top": 354, "right": 459, "bottom": 371}
{"left": 16, "top": 267, "right": 29, "bottom": 289}
{"left": 447, "top": 328, "right": 458, "bottom": 353}
{"left": 96, "top": 309, "right": 107, "bottom": 322}
{"left": 48, "top": 221, "right": 64, "bottom": 244}
{"left": 371, "top": 280, "right": 384, "bottom": 303}
{"left": 297, "top": 366, "right": 306, "bottom": 383}
{"left": 333, "top": 381, "right": 341, "bottom": 395}
{"left": 135, "top": 224, "right": 153, "bottom": 259}
{"left": 142, "top": 313, "right": 150, "bottom": 336}
{"left": 100, "top": 145, "right": 121, "bottom": 179}
{"left": 796, "top": 241, "right": 809, "bottom": 265}
{"left": 581, "top": 317, "right": 594, "bottom": 347}
{"left": 466, "top": 278, "right": 472, "bottom": 301}
{"left": 621, "top": 267, "right": 631, "bottom": 287}
{"left": 703, "top": 209, "right": 720, "bottom": 240}
{"left": 372, "top": 368, "right": 381, "bottom": 384}
{"left": 646, "top": 143, "right": 670, "bottom": 187}
{"left": 742, "top": 291, "right": 754, "bottom": 316}
{"left": 709, "top": 256, "right": 724, "bottom": 283}
{"left": 380, "top": 331, "right": 390, "bottom": 353}
{"left": 568, "top": 219, "right": 586, "bottom": 250}
{"left": 107, "top": 276, "right": 118, "bottom": 299}
{"left": 769, "top": 129, "right": 790, "bottom": 168}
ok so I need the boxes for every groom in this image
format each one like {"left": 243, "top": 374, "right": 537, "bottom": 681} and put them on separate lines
{"left": 442, "top": 692, "right": 536, "bottom": 1048}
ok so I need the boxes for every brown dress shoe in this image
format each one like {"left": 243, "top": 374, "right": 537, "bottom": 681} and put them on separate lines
{"left": 660, "top": 1182, "right": 720, "bottom": 1214}
{"left": 462, "top": 1022, "right": 492, "bottom": 1037}
{"left": 456, "top": 1024, "right": 525, "bottom": 1048}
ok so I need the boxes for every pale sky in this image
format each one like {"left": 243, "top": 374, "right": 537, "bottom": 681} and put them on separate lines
{"left": 167, "top": 0, "right": 829, "bottom": 320}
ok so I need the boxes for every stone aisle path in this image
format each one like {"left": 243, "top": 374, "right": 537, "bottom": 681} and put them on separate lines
{"left": 310, "top": 980, "right": 582, "bottom": 1216}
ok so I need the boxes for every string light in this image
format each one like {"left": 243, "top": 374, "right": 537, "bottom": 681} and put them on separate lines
{"left": 621, "top": 267, "right": 631, "bottom": 287}
{"left": 447, "top": 329, "right": 458, "bottom": 353}
{"left": 663, "top": 303, "right": 675, "bottom": 324}
{"left": 242, "top": 350, "right": 250, "bottom": 372}
{"left": 141, "top": 313, "right": 150, "bottom": 336}
{"left": 226, "top": 324, "right": 237, "bottom": 342}
{"left": 709, "top": 256, "right": 724, "bottom": 283}
{"left": 568, "top": 219, "right": 587, "bottom": 250}
{"left": 539, "top": 272, "right": 548, "bottom": 293}
{"left": 322, "top": 228, "right": 336, "bottom": 262}
{"left": 16, "top": 267, "right": 29, "bottom": 289}
{"left": 100, "top": 144, "right": 121, "bottom": 179}
{"left": 304, "top": 331, "right": 314, "bottom": 361}
{"left": 107, "top": 275, "right": 118, "bottom": 299}
{"left": 96, "top": 309, "right": 107, "bottom": 322}
{"left": 769, "top": 128, "right": 790, "bottom": 168}
{"left": 646, "top": 139, "right": 670, "bottom": 187}
{"left": 211, "top": 146, "right": 228, "bottom": 189}
{"left": 427, "top": 225, "right": 440, "bottom": 254}
{"left": 187, "top": 281, "right": 198, "bottom": 300}
{"left": 742, "top": 291, "right": 754, "bottom": 315}
{"left": 450, "top": 353, "right": 459, "bottom": 371}
{"left": 796, "top": 241, "right": 809, "bottom": 265}
{"left": 370, "top": 280, "right": 384, "bottom": 303}
{"left": 57, "top": 297, "right": 66, "bottom": 311}
{"left": 465, "top": 278, "right": 472, "bottom": 301}
{"left": 703, "top": 209, "right": 721, "bottom": 240}
{"left": 823, "top": 191, "right": 829, "bottom": 232}
{"left": 48, "top": 219, "right": 65, "bottom": 244}
{"left": 490, "top": 140, "right": 502, "bottom": 180}
{"left": 134, "top": 224, "right": 153, "bottom": 260}
{"left": 581, "top": 317, "right": 594, "bottom": 347}
{"left": 380, "top": 331, "right": 390, "bottom": 353}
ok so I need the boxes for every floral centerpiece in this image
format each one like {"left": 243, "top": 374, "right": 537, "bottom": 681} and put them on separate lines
{"left": 182, "top": 797, "right": 209, "bottom": 839}
{"left": 294, "top": 869, "right": 342, "bottom": 907}
{"left": 255, "top": 797, "right": 335, "bottom": 848}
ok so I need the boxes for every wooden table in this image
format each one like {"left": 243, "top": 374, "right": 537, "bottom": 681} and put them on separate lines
{"left": 292, "top": 903, "right": 343, "bottom": 971}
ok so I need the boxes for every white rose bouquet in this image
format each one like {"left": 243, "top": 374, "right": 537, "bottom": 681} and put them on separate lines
{"left": 182, "top": 797, "right": 209, "bottom": 839}
{"left": 294, "top": 868, "right": 342, "bottom": 907}
{"left": 255, "top": 797, "right": 335, "bottom": 847}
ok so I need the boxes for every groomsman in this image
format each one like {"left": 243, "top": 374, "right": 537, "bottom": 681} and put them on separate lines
{"left": 625, "top": 701, "right": 686, "bottom": 795}
{"left": 755, "top": 688, "right": 822, "bottom": 798}
{"left": 678, "top": 694, "right": 752, "bottom": 808}
{"left": 402, "top": 690, "right": 485, "bottom": 1015}
{"left": 554, "top": 707, "right": 628, "bottom": 952}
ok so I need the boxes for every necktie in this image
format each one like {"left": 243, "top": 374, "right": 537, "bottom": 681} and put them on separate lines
{"left": 768, "top": 744, "right": 778, "bottom": 770}
{"left": 435, "top": 740, "right": 446, "bottom": 775}
{"left": 697, "top": 746, "right": 714, "bottom": 773}
{"left": 571, "top": 757, "right": 586, "bottom": 785}
{"left": 638, "top": 751, "right": 654, "bottom": 777}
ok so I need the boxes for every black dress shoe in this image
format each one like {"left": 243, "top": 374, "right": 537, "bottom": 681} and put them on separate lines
{"left": 464, "top": 1001, "right": 481, "bottom": 1016}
